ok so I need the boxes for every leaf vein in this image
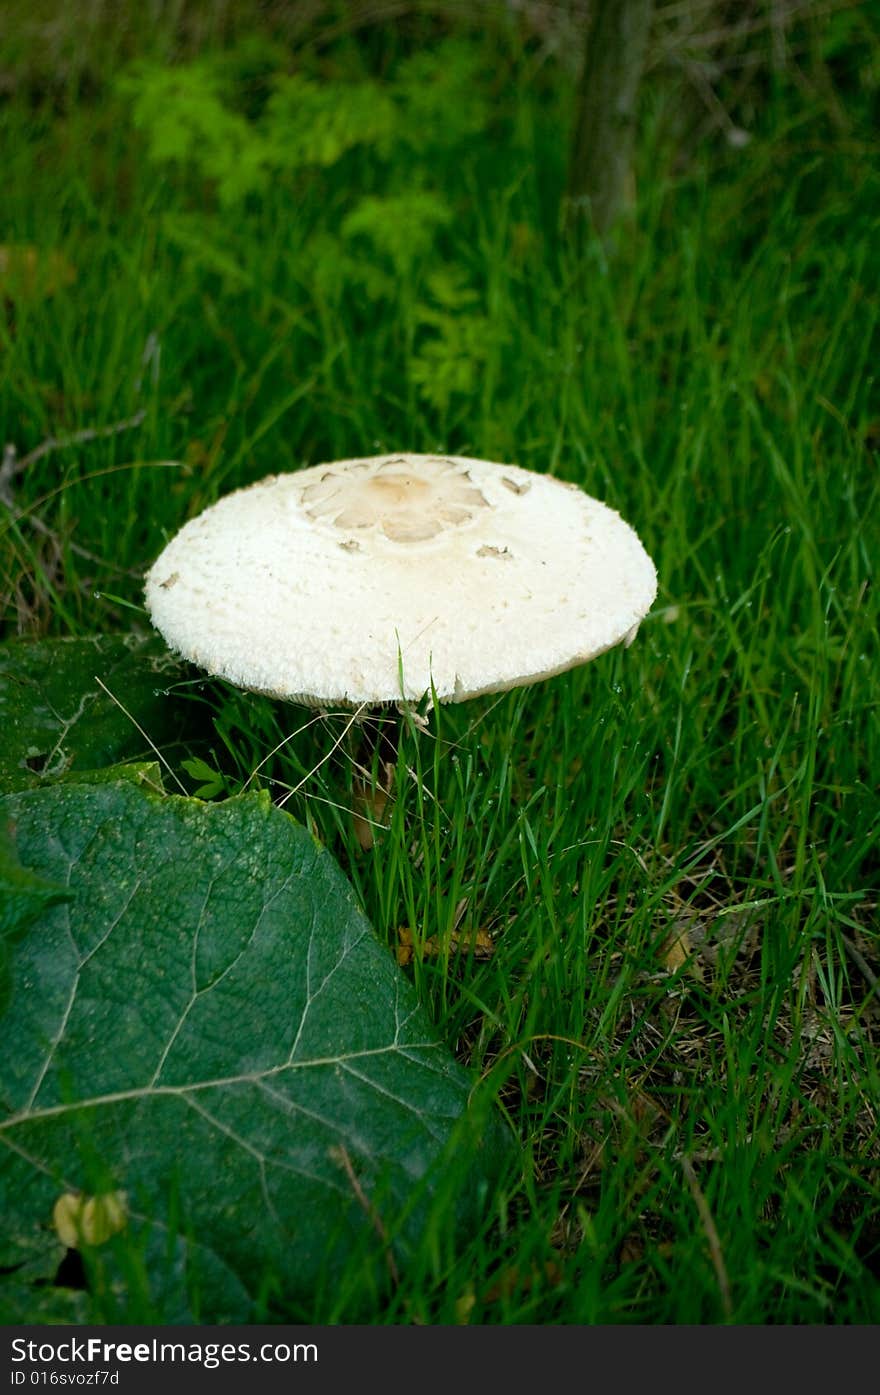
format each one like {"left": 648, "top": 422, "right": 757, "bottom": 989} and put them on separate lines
{"left": 1, "top": 1042, "right": 440, "bottom": 1132}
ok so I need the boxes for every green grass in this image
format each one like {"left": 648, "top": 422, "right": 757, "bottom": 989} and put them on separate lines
{"left": 1, "top": 3, "right": 878, "bottom": 1323}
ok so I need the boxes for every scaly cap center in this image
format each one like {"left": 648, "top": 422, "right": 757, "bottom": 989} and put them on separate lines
{"left": 299, "top": 455, "right": 489, "bottom": 544}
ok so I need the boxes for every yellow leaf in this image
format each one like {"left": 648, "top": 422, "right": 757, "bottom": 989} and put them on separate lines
{"left": 661, "top": 920, "right": 704, "bottom": 980}
{"left": 454, "top": 1288, "right": 477, "bottom": 1324}
{"left": 53, "top": 1190, "right": 127, "bottom": 1248}
{"left": 451, "top": 925, "right": 494, "bottom": 959}
{"left": 0, "top": 245, "right": 76, "bottom": 301}
{"left": 662, "top": 924, "right": 692, "bottom": 971}
{"left": 396, "top": 925, "right": 415, "bottom": 966}
{"left": 395, "top": 923, "right": 494, "bottom": 965}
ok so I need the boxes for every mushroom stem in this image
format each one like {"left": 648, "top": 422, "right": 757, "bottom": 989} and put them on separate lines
{"left": 351, "top": 705, "right": 400, "bottom": 851}
{"left": 360, "top": 706, "right": 402, "bottom": 773}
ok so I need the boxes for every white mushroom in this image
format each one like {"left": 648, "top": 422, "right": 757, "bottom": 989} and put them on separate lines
{"left": 145, "top": 453, "right": 657, "bottom": 707}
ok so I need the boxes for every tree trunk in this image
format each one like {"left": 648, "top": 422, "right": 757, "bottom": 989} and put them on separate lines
{"left": 567, "top": 0, "right": 655, "bottom": 243}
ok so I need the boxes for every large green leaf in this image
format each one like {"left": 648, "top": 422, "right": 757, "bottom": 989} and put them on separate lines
{"left": 0, "top": 823, "right": 70, "bottom": 1018}
{"left": 0, "top": 634, "right": 198, "bottom": 792}
{"left": 0, "top": 777, "right": 508, "bottom": 1320}
{"left": 0, "top": 824, "right": 69, "bottom": 941}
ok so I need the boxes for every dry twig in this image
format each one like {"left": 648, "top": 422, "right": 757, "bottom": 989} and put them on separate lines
{"left": 331, "top": 1145, "right": 400, "bottom": 1288}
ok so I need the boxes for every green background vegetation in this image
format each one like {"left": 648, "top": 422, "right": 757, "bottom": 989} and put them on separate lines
{"left": 1, "top": 0, "right": 878, "bottom": 1322}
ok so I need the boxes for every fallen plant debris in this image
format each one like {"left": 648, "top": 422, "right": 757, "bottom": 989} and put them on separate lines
{"left": 0, "top": 244, "right": 76, "bottom": 303}
{"left": 396, "top": 923, "right": 495, "bottom": 967}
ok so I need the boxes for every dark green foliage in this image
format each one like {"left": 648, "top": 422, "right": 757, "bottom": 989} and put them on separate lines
{"left": 0, "top": 634, "right": 197, "bottom": 789}
{"left": 0, "top": 774, "right": 510, "bottom": 1321}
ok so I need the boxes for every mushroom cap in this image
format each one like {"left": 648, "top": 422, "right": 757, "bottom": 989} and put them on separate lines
{"left": 144, "top": 453, "right": 657, "bottom": 706}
